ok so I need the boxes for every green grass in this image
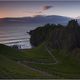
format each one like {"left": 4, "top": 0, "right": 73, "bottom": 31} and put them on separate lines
{"left": 0, "top": 44, "right": 53, "bottom": 79}
{"left": 0, "top": 44, "right": 55, "bottom": 63}
{"left": 0, "top": 54, "right": 54, "bottom": 79}
{"left": 22, "top": 44, "right": 80, "bottom": 79}
{"left": 20, "top": 43, "right": 56, "bottom": 63}
{"left": 1, "top": 44, "right": 80, "bottom": 78}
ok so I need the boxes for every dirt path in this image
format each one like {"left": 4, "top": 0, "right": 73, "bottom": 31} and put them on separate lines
{"left": 20, "top": 60, "right": 56, "bottom": 65}
{"left": 17, "top": 61, "right": 53, "bottom": 77}
{"left": 45, "top": 45, "right": 58, "bottom": 64}
{"left": 16, "top": 45, "right": 59, "bottom": 77}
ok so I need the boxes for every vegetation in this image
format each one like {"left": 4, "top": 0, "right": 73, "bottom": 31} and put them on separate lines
{"left": 30, "top": 20, "right": 80, "bottom": 50}
{"left": 0, "top": 44, "right": 54, "bottom": 79}
{"left": 23, "top": 47, "right": 80, "bottom": 79}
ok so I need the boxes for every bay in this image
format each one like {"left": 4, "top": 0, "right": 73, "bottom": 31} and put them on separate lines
{"left": 0, "top": 23, "right": 41, "bottom": 49}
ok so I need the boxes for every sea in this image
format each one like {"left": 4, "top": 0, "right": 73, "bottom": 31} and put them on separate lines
{"left": 0, "top": 23, "right": 41, "bottom": 49}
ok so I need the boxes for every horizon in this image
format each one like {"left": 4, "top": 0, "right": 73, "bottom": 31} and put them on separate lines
{"left": 0, "top": 15, "right": 73, "bottom": 19}
{"left": 0, "top": 1, "right": 80, "bottom": 18}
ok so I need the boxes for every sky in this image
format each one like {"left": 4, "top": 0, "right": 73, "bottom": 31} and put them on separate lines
{"left": 0, "top": 1, "right": 80, "bottom": 18}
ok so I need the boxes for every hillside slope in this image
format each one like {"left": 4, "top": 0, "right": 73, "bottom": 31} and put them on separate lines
{"left": 22, "top": 43, "right": 80, "bottom": 79}
{"left": 0, "top": 40, "right": 80, "bottom": 78}
{"left": 0, "top": 44, "right": 53, "bottom": 79}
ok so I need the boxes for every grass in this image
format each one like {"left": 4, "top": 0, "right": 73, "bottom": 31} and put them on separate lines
{"left": 0, "top": 44, "right": 53, "bottom": 79}
{"left": 0, "top": 44, "right": 80, "bottom": 78}
{"left": 0, "top": 54, "right": 48, "bottom": 78}
{"left": 22, "top": 44, "right": 80, "bottom": 79}
{"left": 21, "top": 43, "right": 56, "bottom": 63}
{"left": 0, "top": 44, "right": 55, "bottom": 63}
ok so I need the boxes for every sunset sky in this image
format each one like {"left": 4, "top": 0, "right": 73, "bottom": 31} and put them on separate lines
{"left": 0, "top": 1, "right": 80, "bottom": 18}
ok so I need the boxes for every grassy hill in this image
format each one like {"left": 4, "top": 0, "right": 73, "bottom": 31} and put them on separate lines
{"left": 1, "top": 20, "right": 80, "bottom": 79}
{"left": 22, "top": 44, "right": 80, "bottom": 79}
{"left": 0, "top": 42, "right": 80, "bottom": 78}
{"left": 0, "top": 44, "right": 54, "bottom": 79}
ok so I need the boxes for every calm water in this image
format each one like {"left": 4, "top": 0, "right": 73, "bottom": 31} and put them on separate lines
{"left": 0, "top": 23, "right": 41, "bottom": 49}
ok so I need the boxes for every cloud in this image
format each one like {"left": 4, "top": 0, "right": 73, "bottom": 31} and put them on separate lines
{"left": 43, "top": 5, "right": 53, "bottom": 11}
{"left": 34, "top": 5, "right": 53, "bottom": 14}
{"left": 31, "top": 5, "right": 53, "bottom": 16}
{"left": 24, "top": 5, "right": 53, "bottom": 16}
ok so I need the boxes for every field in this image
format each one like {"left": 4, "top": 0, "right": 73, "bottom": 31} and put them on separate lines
{"left": 0, "top": 44, "right": 53, "bottom": 79}
{"left": 0, "top": 44, "right": 80, "bottom": 78}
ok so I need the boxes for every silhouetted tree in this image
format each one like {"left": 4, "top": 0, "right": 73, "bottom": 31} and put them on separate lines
{"left": 29, "top": 19, "right": 80, "bottom": 50}
{"left": 29, "top": 24, "right": 55, "bottom": 47}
